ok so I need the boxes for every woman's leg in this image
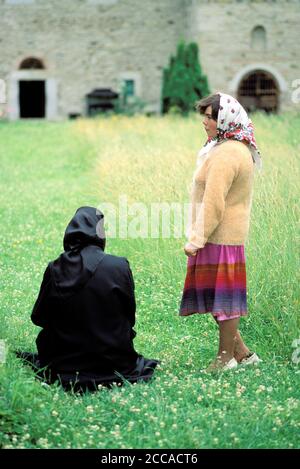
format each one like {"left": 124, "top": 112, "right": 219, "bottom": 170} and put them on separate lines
{"left": 217, "top": 318, "right": 240, "bottom": 365}
{"left": 212, "top": 316, "right": 250, "bottom": 363}
{"left": 213, "top": 316, "right": 250, "bottom": 362}
{"left": 207, "top": 317, "right": 239, "bottom": 370}
{"left": 233, "top": 330, "right": 250, "bottom": 362}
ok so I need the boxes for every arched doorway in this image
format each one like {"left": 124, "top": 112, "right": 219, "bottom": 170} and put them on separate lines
{"left": 19, "top": 57, "right": 46, "bottom": 118}
{"left": 238, "top": 70, "right": 279, "bottom": 113}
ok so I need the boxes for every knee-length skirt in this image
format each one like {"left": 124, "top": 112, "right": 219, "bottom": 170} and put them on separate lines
{"left": 179, "top": 243, "right": 248, "bottom": 322}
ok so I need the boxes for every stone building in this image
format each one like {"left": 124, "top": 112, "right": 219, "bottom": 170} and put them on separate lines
{"left": 0, "top": 0, "right": 299, "bottom": 120}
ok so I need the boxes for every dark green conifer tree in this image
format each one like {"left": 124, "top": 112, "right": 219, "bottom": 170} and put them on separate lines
{"left": 162, "top": 41, "right": 210, "bottom": 115}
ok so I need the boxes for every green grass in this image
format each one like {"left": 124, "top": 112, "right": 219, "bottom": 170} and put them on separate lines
{"left": 0, "top": 114, "right": 299, "bottom": 449}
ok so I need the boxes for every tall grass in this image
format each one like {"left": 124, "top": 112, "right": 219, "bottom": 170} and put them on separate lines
{"left": 0, "top": 114, "right": 299, "bottom": 449}
{"left": 76, "top": 113, "right": 300, "bottom": 357}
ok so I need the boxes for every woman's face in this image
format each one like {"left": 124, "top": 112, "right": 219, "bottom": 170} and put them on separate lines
{"left": 202, "top": 105, "right": 218, "bottom": 138}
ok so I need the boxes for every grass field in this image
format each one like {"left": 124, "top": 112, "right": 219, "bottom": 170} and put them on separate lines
{"left": 0, "top": 113, "right": 299, "bottom": 449}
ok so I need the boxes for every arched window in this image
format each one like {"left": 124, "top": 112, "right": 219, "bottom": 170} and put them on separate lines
{"left": 19, "top": 57, "right": 45, "bottom": 70}
{"left": 251, "top": 26, "right": 267, "bottom": 51}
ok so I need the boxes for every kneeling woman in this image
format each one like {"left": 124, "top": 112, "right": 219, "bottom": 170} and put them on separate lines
{"left": 24, "top": 206, "right": 158, "bottom": 390}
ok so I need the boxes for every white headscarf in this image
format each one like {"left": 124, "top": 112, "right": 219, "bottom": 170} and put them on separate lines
{"left": 197, "top": 92, "right": 262, "bottom": 170}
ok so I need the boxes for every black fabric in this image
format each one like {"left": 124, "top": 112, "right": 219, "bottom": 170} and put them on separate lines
{"left": 51, "top": 206, "right": 106, "bottom": 299}
{"left": 15, "top": 352, "right": 158, "bottom": 392}
{"left": 22, "top": 207, "right": 158, "bottom": 391}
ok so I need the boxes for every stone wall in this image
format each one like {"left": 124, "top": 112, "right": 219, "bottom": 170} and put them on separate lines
{"left": 0, "top": 0, "right": 299, "bottom": 118}
{"left": 187, "top": 0, "right": 300, "bottom": 111}
{"left": 0, "top": 0, "right": 185, "bottom": 118}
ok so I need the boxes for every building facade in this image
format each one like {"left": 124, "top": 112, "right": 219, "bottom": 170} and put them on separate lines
{"left": 0, "top": 0, "right": 299, "bottom": 120}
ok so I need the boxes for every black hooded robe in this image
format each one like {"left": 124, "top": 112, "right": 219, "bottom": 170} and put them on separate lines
{"left": 22, "top": 207, "right": 158, "bottom": 391}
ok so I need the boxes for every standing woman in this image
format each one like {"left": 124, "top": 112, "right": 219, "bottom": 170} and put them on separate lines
{"left": 179, "top": 92, "right": 262, "bottom": 371}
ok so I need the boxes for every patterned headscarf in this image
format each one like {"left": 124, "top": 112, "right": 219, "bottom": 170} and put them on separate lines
{"left": 197, "top": 92, "right": 262, "bottom": 170}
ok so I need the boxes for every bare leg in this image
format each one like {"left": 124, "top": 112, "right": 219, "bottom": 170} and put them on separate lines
{"left": 212, "top": 316, "right": 250, "bottom": 363}
{"left": 207, "top": 317, "right": 239, "bottom": 370}
{"left": 217, "top": 318, "right": 240, "bottom": 365}
{"left": 234, "top": 330, "right": 250, "bottom": 363}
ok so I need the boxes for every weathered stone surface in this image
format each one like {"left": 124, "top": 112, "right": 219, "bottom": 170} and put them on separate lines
{"left": 0, "top": 0, "right": 299, "bottom": 119}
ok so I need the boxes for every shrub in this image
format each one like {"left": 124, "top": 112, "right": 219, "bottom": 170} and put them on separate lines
{"left": 162, "top": 41, "right": 210, "bottom": 115}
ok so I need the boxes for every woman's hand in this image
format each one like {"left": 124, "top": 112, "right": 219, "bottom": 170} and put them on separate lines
{"left": 184, "top": 242, "right": 199, "bottom": 257}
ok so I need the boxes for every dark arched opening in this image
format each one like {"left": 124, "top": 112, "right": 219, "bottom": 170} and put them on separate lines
{"left": 19, "top": 57, "right": 46, "bottom": 118}
{"left": 238, "top": 70, "right": 279, "bottom": 113}
{"left": 19, "top": 57, "right": 45, "bottom": 70}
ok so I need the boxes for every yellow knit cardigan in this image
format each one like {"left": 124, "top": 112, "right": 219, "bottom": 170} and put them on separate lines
{"left": 188, "top": 140, "right": 254, "bottom": 248}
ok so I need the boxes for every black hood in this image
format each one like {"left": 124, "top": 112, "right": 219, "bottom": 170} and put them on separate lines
{"left": 51, "top": 207, "right": 106, "bottom": 298}
{"left": 63, "top": 206, "right": 106, "bottom": 252}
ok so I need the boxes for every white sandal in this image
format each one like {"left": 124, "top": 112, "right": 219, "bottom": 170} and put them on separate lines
{"left": 240, "top": 352, "right": 262, "bottom": 366}
{"left": 222, "top": 357, "right": 238, "bottom": 370}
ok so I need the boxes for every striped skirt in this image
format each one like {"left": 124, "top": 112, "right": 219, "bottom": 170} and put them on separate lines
{"left": 179, "top": 243, "right": 248, "bottom": 321}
